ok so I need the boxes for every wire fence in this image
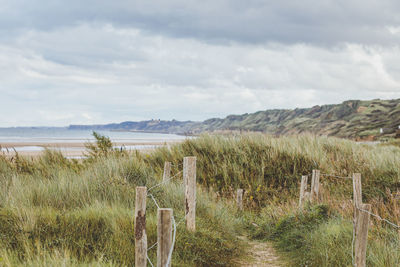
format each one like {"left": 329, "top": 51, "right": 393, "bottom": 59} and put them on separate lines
{"left": 171, "top": 162, "right": 183, "bottom": 167}
{"left": 145, "top": 168, "right": 186, "bottom": 267}
{"left": 320, "top": 173, "right": 352, "bottom": 179}
{"left": 356, "top": 206, "right": 400, "bottom": 229}
{"left": 148, "top": 170, "right": 183, "bottom": 191}
{"left": 306, "top": 170, "right": 400, "bottom": 266}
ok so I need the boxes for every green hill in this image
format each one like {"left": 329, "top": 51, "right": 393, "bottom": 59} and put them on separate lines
{"left": 68, "top": 99, "right": 400, "bottom": 139}
{"left": 192, "top": 99, "right": 400, "bottom": 139}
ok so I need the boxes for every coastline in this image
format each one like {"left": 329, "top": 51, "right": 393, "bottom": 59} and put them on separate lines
{"left": 0, "top": 140, "right": 181, "bottom": 157}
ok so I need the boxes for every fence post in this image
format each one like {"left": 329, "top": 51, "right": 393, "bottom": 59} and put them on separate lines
{"left": 163, "top": 162, "right": 171, "bottom": 182}
{"left": 135, "top": 186, "right": 147, "bottom": 267}
{"left": 184, "top": 156, "right": 196, "bottom": 232}
{"left": 353, "top": 173, "right": 362, "bottom": 219}
{"left": 304, "top": 192, "right": 311, "bottom": 202}
{"left": 157, "top": 208, "right": 173, "bottom": 267}
{"left": 355, "top": 203, "right": 371, "bottom": 267}
{"left": 311, "top": 169, "right": 320, "bottom": 203}
{"left": 237, "top": 189, "right": 244, "bottom": 211}
{"left": 299, "top": 175, "right": 308, "bottom": 208}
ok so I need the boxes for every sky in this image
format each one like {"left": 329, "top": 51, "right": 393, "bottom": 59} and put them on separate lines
{"left": 1, "top": 0, "right": 400, "bottom": 126}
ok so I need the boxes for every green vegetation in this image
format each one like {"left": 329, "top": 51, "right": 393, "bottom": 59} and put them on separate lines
{"left": 1, "top": 133, "right": 400, "bottom": 266}
{"left": 148, "top": 133, "right": 400, "bottom": 266}
{"left": 194, "top": 99, "right": 400, "bottom": 139}
{"left": 68, "top": 98, "right": 400, "bottom": 139}
{"left": 0, "top": 134, "right": 244, "bottom": 266}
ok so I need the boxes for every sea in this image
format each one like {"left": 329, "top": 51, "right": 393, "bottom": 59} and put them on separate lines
{"left": 0, "top": 128, "right": 188, "bottom": 153}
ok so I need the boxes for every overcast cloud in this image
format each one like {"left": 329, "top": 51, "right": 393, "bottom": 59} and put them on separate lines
{"left": 1, "top": 0, "right": 400, "bottom": 126}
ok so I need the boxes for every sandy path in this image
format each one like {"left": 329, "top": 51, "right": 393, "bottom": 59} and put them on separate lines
{"left": 237, "top": 236, "right": 284, "bottom": 267}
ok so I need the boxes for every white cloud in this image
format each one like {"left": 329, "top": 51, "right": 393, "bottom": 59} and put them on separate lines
{"left": 0, "top": 2, "right": 400, "bottom": 126}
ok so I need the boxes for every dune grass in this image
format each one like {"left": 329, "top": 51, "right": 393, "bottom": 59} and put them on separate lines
{"left": 1, "top": 133, "right": 400, "bottom": 266}
{"left": 0, "top": 144, "right": 244, "bottom": 266}
{"left": 145, "top": 133, "right": 400, "bottom": 266}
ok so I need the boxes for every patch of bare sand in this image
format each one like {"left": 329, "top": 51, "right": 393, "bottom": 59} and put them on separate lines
{"left": 236, "top": 236, "right": 284, "bottom": 267}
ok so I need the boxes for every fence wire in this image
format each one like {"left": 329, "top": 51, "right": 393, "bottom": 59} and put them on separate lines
{"left": 147, "top": 254, "right": 155, "bottom": 267}
{"left": 171, "top": 162, "right": 183, "bottom": 167}
{"left": 167, "top": 216, "right": 177, "bottom": 266}
{"left": 148, "top": 241, "right": 158, "bottom": 251}
{"left": 148, "top": 194, "right": 161, "bottom": 209}
{"left": 304, "top": 171, "right": 400, "bottom": 266}
{"left": 357, "top": 206, "right": 400, "bottom": 229}
{"left": 145, "top": 168, "right": 186, "bottom": 267}
{"left": 147, "top": 170, "right": 183, "bottom": 192}
{"left": 320, "top": 173, "right": 352, "bottom": 179}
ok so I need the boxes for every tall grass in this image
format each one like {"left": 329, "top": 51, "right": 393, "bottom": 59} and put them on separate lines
{"left": 146, "top": 134, "right": 400, "bottom": 207}
{"left": 0, "top": 144, "right": 244, "bottom": 266}
{"left": 1, "top": 133, "right": 400, "bottom": 266}
{"left": 146, "top": 133, "right": 400, "bottom": 266}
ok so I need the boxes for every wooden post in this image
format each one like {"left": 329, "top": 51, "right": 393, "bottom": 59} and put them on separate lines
{"left": 163, "top": 161, "right": 171, "bottom": 182}
{"left": 355, "top": 203, "right": 371, "bottom": 267}
{"left": 311, "top": 169, "right": 320, "bottom": 203}
{"left": 304, "top": 192, "right": 311, "bottom": 202}
{"left": 135, "top": 186, "right": 147, "bottom": 267}
{"left": 157, "top": 208, "right": 173, "bottom": 267}
{"left": 319, "top": 182, "right": 325, "bottom": 202}
{"left": 237, "top": 189, "right": 244, "bottom": 211}
{"left": 353, "top": 173, "right": 362, "bottom": 219}
{"left": 299, "top": 175, "right": 308, "bottom": 208}
{"left": 184, "top": 156, "right": 196, "bottom": 232}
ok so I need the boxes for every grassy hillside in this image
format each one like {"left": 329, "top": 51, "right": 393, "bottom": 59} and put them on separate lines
{"left": 68, "top": 119, "right": 197, "bottom": 134}
{"left": 2, "top": 133, "right": 400, "bottom": 266}
{"left": 67, "top": 98, "right": 400, "bottom": 139}
{"left": 194, "top": 99, "right": 400, "bottom": 139}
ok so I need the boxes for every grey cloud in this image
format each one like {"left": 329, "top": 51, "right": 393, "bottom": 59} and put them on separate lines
{"left": 1, "top": 0, "right": 400, "bottom": 45}
{"left": 1, "top": 2, "right": 400, "bottom": 126}
{"left": 1, "top": 22, "right": 399, "bottom": 126}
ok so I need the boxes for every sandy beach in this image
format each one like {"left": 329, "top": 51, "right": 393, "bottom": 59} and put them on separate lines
{"left": 0, "top": 140, "right": 181, "bottom": 157}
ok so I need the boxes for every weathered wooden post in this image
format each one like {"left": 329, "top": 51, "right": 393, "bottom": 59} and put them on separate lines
{"left": 299, "top": 175, "right": 308, "bottom": 208}
{"left": 135, "top": 186, "right": 147, "bottom": 267}
{"left": 237, "top": 189, "right": 244, "bottom": 211}
{"left": 184, "top": 156, "right": 196, "bottom": 232}
{"left": 355, "top": 203, "right": 371, "bottom": 267}
{"left": 163, "top": 161, "right": 171, "bottom": 182}
{"left": 304, "top": 191, "right": 311, "bottom": 202}
{"left": 311, "top": 169, "right": 320, "bottom": 203}
{"left": 157, "top": 208, "right": 173, "bottom": 267}
{"left": 353, "top": 173, "right": 362, "bottom": 219}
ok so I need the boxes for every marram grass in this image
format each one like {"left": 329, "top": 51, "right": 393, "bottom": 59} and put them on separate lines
{"left": 0, "top": 146, "right": 244, "bottom": 266}
{"left": 1, "top": 133, "right": 400, "bottom": 266}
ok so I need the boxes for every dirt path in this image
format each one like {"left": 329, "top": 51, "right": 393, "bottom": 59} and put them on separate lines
{"left": 236, "top": 236, "right": 284, "bottom": 267}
